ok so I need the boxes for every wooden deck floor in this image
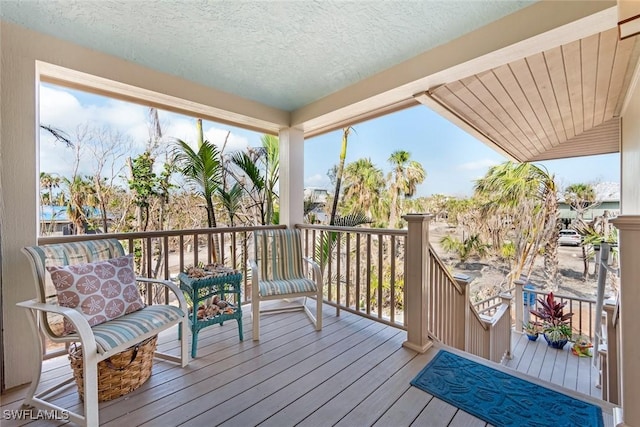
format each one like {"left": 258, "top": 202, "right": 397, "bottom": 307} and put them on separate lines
{"left": 505, "top": 330, "right": 601, "bottom": 398}
{"left": 1, "top": 303, "right": 614, "bottom": 426}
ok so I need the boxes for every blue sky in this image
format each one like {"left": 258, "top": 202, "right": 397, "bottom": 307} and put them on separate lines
{"left": 40, "top": 83, "right": 620, "bottom": 198}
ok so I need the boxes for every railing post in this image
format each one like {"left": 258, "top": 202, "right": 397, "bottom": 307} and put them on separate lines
{"left": 514, "top": 279, "right": 525, "bottom": 333}
{"left": 500, "top": 293, "right": 513, "bottom": 360}
{"left": 611, "top": 216, "right": 640, "bottom": 426}
{"left": 593, "top": 242, "right": 610, "bottom": 364}
{"left": 455, "top": 274, "right": 472, "bottom": 352}
{"left": 402, "top": 214, "right": 433, "bottom": 353}
{"left": 603, "top": 300, "right": 619, "bottom": 405}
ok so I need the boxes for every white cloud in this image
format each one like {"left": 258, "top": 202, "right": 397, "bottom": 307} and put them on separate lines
{"left": 160, "top": 118, "right": 250, "bottom": 154}
{"left": 305, "top": 173, "right": 331, "bottom": 189}
{"left": 456, "top": 158, "right": 499, "bottom": 171}
{"left": 38, "top": 86, "right": 251, "bottom": 181}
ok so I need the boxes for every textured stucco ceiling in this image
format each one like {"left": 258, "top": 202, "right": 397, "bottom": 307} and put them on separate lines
{"left": 0, "top": 0, "right": 534, "bottom": 111}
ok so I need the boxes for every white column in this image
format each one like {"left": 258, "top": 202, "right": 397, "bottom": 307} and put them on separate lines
{"left": 402, "top": 214, "right": 433, "bottom": 353}
{"left": 618, "top": 75, "right": 640, "bottom": 426}
{"left": 1, "top": 28, "right": 40, "bottom": 388}
{"left": 278, "top": 127, "right": 304, "bottom": 228}
{"left": 611, "top": 216, "right": 640, "bottom": 427}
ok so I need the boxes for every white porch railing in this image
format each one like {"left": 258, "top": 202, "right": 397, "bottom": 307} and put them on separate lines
{"left": 39, "top": 219, "right": 513, "bottom": 364}
{"left": 296, "top": 224, "right": 407, "bottom": 328}
{"left": 297, "top": 219, "right": 511, "bottom": 362}
{"left": 39, "top": 225, "right": 286, "bottom": 305}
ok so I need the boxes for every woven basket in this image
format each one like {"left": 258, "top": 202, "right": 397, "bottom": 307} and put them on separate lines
{"left": 68, "top": 335, "right": 157, "bottom": 402}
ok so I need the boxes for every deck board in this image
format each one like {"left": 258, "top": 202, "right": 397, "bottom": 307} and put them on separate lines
{"left": 1, "top": 307, "right": 614, "bottom": 427}
{"left": 505, "top": 330, "right": 603, "bottom": 398}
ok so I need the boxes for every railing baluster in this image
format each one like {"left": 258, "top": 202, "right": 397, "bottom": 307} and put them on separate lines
{"left": 356, "top": 233, "right": 361, "bottom": 314}
{"left": 377, "top": 234, "right": 383, "bottom": 319}
{"left": 346, "top": 233, "right": 351, "bottom": 309}
{"left": 390, "top": 235, "right": 396, "bottom": 323}
{"left": 193, "top": 233, "right": 199, "bottom": 266}
{"left": 336, "top": 231, "right": 341, "bottom": 313}
{"left": 366, "top": 233, "right": 371, "bottom": 315}
{"left": 243, "top": 231, "right": 249, "bottom": 302}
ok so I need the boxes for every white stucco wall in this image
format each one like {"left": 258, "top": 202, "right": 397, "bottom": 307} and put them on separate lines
{"left": 0, "top": 21, "right": 289, "bottom": 389}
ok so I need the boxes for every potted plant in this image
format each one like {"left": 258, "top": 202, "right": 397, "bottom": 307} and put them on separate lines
{"left": 543, "top": 324, "right": 572, "bottom": 349}
{"left": 529, "top": 292, "right": 573, "bottom": 349}
{"left": 523, "top": 322, "right": 540, "bottom": 341}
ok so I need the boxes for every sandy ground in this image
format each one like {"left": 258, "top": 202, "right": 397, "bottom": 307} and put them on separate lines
{"left": 427, "top": 221, "right": 610, "bottom": 302}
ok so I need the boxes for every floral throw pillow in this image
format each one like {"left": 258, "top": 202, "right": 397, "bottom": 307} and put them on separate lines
{"left": 46, "top": 254, "right": 145, "bottom": 334}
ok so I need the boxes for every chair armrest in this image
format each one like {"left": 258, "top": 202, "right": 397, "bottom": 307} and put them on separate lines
{"left": 16, "top": 300, "right": 97, "bottom": 351}
{"left": 303, "top": 257, "right": 322, "bottom": 286}
{"left": 136, "top": 277, "right": 189, "bottom": 315}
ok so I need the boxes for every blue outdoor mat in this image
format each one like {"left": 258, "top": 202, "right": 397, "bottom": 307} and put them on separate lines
{"left": 411, "top": 350, "right": 603, "bottom": 427}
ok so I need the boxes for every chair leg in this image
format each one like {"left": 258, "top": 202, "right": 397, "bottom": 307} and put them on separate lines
{"left": 252, "top": 298, "right": 260, "bottom": 341}
{"left": 22, "top": 309, "right": 43, "bottom": 408}
{"left": 82, "top": 348, "right": 100, "bottom": 427}
{"left": 180, "top": 318, "right": 190, "bottom": 367}
{"left": 316, "top": 291, "right": 323, "bottom": 331}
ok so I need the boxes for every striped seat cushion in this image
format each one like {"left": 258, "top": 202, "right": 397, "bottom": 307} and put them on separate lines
{"left": 259, "top": 278, "right": 317, "bottom": 297}
{"left": 91, "top": 305, "right": 184, "bottom": 353}
{"left": 256, "top": 229, "right": 305, "bottom": 281}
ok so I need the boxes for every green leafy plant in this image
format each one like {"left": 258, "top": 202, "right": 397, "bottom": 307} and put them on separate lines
{"left": 530, "top": 292, "right": 574, "bottom": 344}
{"left": 523, "top": 322, "right": 540, "bottom": 335}
{"left": 529, "top": 292, "right": 573, "bottom": 327}
{"left": 544, "top": 324, "right": 572, "bottom": 342}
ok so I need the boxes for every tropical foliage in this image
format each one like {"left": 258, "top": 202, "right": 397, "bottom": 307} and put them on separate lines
{"left": 474, "top": 162, "right": 559, "bottom": 289}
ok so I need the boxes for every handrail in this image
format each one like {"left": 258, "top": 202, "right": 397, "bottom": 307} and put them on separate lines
{"left": 38, "top": 224, "right": 286, "bottom": 244}
{"left": 428, "top": 244, "right": 464, "bottom": 295}
{"left": 296, "top": 223, "right": 407, "bottom": 236}
{"left": 470, "top": 304, "right": 490, "bottom": 330}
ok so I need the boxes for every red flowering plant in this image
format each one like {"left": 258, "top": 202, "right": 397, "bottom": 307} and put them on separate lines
{"left": 530, "top": 292, "right": 574, "bottom": 346}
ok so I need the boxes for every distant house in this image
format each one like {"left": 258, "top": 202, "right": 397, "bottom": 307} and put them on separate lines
{"left": 558, "top": 182, "right": 620, "bottom": 228}
{"left": 304, "top": 188, "right": 329, "bottom": 204}
{"left": 40, "top": 205, "right": 106, "bottom": 235}
{"left": 304, "top": 188, "right": 329, "bottom": 223}
{"left": 558, "top": 199, "right": 620, "bottom": 228}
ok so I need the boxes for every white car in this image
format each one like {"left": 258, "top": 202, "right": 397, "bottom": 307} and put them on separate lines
{"left": 558, "top": 229, "right": 581, "bottom": 246}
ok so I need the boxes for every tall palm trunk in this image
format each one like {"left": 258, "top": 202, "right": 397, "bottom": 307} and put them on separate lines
{"left": 329, "top": 127, "right": 351, "bottom": 225}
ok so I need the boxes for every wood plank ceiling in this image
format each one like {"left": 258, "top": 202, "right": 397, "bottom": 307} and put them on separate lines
{"left": 428, "top": 28, "right": 638, "bottom": 162}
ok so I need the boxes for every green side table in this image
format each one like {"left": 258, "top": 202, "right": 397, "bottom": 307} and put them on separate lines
{"left": 178, "top": 272, "right": 243, "bottom": 358}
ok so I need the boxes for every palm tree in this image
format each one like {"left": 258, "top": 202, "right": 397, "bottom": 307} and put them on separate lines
{"left": 564, "top": 183, "right": 597, "bottom": 220}
{"left": 229, "top": 134, "right": 280, "bottom": 225}
{"left": 261, "top": 134, "right": 279, "bottom": 224}
{"left": 173, "top": 120, "right": 222, "bottom": 229}
{"left": 329, "top": 127, "right": 353, "bottom": 225}
{"left": 219, "top": 182, "right": 243, "bottom": 226}
{"left": 387, "top": 150, "right": 426, "bottom": 228}
{"left": 564, "top": 183, "right": 598, "bottom": 278}
{"left": 342, "top": 158, "right": 384, "bottom": 220}
{"left": 475, "top": 162, "right": 559, "bottom": 289}
{"left": 63, "top": 175, "right": 97, "bottom": 234}
{"left": 39, "top": 172, "right": 61, "bottom": 206}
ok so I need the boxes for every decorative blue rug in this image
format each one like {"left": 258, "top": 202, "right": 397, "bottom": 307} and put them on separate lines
{"left": 411, "top": 350, "right": 603, "bottom": 427}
